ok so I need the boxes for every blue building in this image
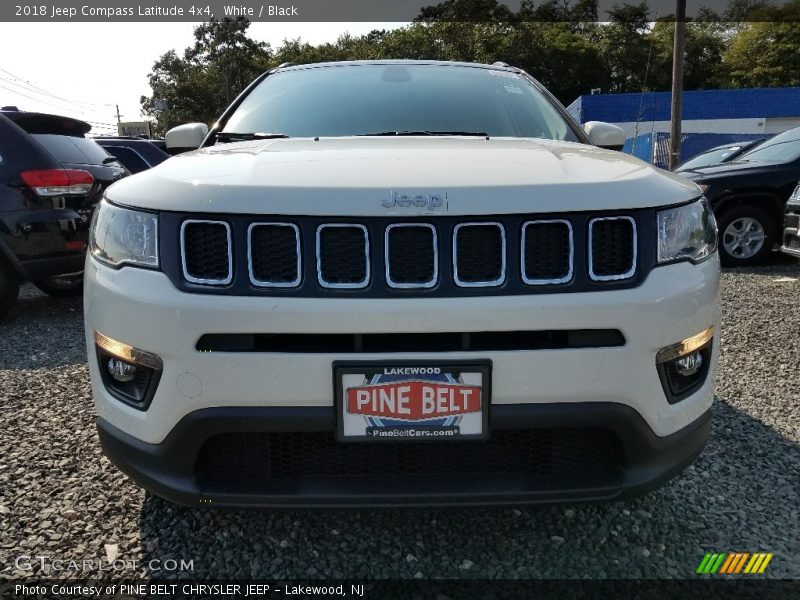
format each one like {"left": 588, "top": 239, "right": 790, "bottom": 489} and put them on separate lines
{"left": 567, "top": 87, "right": 800, "bottom": 167}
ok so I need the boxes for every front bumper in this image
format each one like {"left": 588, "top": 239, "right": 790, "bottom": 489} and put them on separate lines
{"left": 86, "top": 255, "right": 719, "bottom": 505}
{"left": 85, "top": 257, "right": 719, "bottom": 443}
{"left": 98, "top": 403, "right": 712, "bottom": 507}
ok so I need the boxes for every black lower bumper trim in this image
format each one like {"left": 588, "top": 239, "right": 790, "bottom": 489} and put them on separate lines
{"left": 97, "top": 403, "right": 711, "bottom": 507}
{"left": 17, "top": 254, "right": 85, "bottom": 282}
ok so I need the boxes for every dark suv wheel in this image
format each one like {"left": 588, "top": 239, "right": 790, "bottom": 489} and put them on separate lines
{"left": 0, "top": 257, "right": 20, "bottom": 320}
{"left": 35, "top": 275, "right": 84, "bottom": 298}
{"left": 717, "top": 204, "right": 777, "bottom": 266}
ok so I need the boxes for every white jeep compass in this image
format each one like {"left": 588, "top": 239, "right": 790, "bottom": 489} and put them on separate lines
{"left": 84, "top": 60, "right": 720, "bottom": 506}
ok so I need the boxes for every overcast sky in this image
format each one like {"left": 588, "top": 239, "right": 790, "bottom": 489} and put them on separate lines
{"left": 0, "top": 22, "right": 403, "bottom": 135}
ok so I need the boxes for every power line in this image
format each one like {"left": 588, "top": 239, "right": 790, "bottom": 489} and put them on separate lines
{"left": 0, "top": 83, "right": 81, "bottom": 111}
{"left": 0, "top": 79, "right": 123, "bottom": 127}
{"left": 0, "top": 83, "right": 119, "bottom": 133}
{"left": 0, "top": 78, "right": 114, "bottom": 120}
{"left": 0, "top": 67, "right": 114, "bottom": 108}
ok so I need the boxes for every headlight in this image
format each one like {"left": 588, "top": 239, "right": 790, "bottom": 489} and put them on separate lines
{"left": 90, "top": 200, "right": 158, "bottom": 268}
{"left": 657, "top": 197, "right": 717, "bottom": 264}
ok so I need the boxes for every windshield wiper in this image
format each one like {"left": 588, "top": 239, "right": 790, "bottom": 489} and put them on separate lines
{"left": 359, "top": 130, "right": 489, "bottom": 137}
{"left": 216, "top": 132, "right": 290, "bottom": 142}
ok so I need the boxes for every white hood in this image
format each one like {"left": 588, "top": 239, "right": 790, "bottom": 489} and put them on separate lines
{"left": 107, "top": 137, "right": 701, "bottom": 215}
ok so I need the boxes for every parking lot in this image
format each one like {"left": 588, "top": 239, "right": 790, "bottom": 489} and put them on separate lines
{"left": 1, "top": 259, "right": 798, "bottom": 580}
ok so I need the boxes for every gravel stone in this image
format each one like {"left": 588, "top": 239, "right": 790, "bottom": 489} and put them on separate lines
{"left": 1, "top": 259, "right": 799, "bottom": 580}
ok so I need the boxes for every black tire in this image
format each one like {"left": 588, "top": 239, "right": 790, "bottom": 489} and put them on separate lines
{"left": 34, "top": 275, "right": 84, "bottom": 298}
{"left": 716, "top": 204, "right": 778, "bottom": 267}
{"left": 0, "top": 258, "right": 20, "bottom": 320}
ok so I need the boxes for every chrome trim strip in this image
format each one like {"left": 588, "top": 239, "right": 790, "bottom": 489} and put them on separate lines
{"left": 385, "top": 223, "right": 438, "bottom": 289}
{"left": 316, "top": 224, "right": 370, "bottom": 289}
{"left": 520, "top": 219, "right": 574, "bottom": 285}
{"left": 452, "top": 222, "right": 506, "bottom": 287}
{"left": 95, "top": 331, "right": 163, "bottom": 371}
{"left": 247, "top": 222, "right": 302, "bottom": 288}
{"left": 655, "top": 326, "right": 714, "bottom": 364}
{"left": 180, "top": 219, "right": 233, "bottom": 286}
{"left": 588, "top": 216, "right": 637, "bottom": 282}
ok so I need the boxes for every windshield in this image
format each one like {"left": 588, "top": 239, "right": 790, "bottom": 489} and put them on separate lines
{"left": 677, "top": 146, "right": 742, "bottom": 171}
{"left": 738, "top": 128, "right": 800, "bottom": 163}
{"left": 220, "top": 64, "right": 579, "bottom": 141}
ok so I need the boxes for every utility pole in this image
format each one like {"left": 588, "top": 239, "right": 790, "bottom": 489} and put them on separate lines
{"left": 115, "top": 104, "right": 123, "bottom": 137}
{"left": 669, "top": 0, "right": 686, "bottom": 170}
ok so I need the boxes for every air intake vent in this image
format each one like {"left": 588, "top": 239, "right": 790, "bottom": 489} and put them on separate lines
{"left": 589, "top": 217, "right": 637, "bottom": 281}
{"left": 316, "top": 224, "right": 370, "bottom": 288}
{"left": 453, "top": 222, "right": 505, "bottom": 287}
{"left": 248, "top": 223, "right": 301, "bottom": 287}
{"left": 181, "top": 220, "right": 232, "bottom": 285}
{"left": 385, "top": 224, "right": 437, "bottom": 288}
{"left": 522, "top": 220, "right": 573, "bottom": 284}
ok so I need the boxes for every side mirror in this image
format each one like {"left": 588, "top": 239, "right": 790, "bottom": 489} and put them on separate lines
{"left": 165, "top": 123, "right": 209, "bottom": 154}
{"left": 584, "top": 121, "right": 626, "bottom": 151}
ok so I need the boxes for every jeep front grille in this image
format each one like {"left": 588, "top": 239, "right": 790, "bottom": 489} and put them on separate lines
{"left": 170, "top": 211, "right": 647, "bottom": 296}
{"left": 316, "top": 224, "right": 370, "bottom": 288}
{"left": 248, "top": 223, "right": 301, "bottom": 287}
{"left": 522, "top": 220, "right": 573, "bottom": 284}
{"left": 453, "top": 222, "right": 506, "bottom": 287}
{"left": 180, "top": 220, "right": 232, "bottom": 285}
{"left": 385, "top": 224, "right": 437, "bottom": 288}
{"left": 589, "top": 217, "right": 637, "bottom": 281}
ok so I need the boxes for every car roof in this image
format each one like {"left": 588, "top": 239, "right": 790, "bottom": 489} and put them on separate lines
{"left": 276, "top": 60, "right": 518, "bottom": 73}
{"left": 0, "top": 110, "right": 91, "bottom": 135}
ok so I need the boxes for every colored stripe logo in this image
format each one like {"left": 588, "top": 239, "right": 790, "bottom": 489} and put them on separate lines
{"left": 696, "top": 552, "right": 773, "bottom": 574}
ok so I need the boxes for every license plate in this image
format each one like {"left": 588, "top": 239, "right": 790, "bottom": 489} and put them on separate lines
{"left": 334, "top": 361, "right": 491, "bottom": 442}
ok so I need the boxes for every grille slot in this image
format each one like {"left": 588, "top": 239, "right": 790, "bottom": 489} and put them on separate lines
{"left": 522, "top": 220, "right": 573, "bottom": 284}
{"left": 385, "top": 224, "right": 438, "bottom": 288}
{"left": 180, "top": 220, "right": 232, "bottom": 285}
{"left": 248, "top": 223, "right": 301, "bottom": 287}
{"left": 196, "top": 329, "right": 626, "bottom": 353}
{"left": 453, "top": 222, "right": 506, "bottom": 287}
{"left": 196, "top": 428, "right": 624, "bottom": 488}
{"left": 316, "top": 224, "right": 370, "bottom": 288}
{"left": 589, "top": 217, "right": 637, "bottom": 281}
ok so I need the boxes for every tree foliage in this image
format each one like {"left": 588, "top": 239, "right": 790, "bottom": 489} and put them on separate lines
{"left": 141, "top": 17, "right": 271, "bottom": 134}
{"left": 141, "top": 1, "right": 800, "bottom": 133}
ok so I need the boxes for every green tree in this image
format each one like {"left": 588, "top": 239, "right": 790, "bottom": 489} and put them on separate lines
{"left": 724, "top": 21, "right": 800, "bottom": 87}
{"left": 648, "top": 19, "right": 727, "bottom": 91}
{"left": 140, "top": 17, "right": 271, "bottom": 135}
{"left": 596, "top": 3, "right": 653, "bottom": 93}
{"left": 505, "top": 21, "right": 605, "bottom": 102}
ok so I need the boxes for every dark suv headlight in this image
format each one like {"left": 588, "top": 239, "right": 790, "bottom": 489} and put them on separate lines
{"left": 90, "top": 200, "right": 159, "bottom": 269}
{"left": 657, "top": 197, "right": 718, "bottom": 264}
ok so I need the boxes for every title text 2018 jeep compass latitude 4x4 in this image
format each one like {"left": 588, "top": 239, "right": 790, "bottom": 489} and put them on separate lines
{"left": 85, "top": 61, "right": 720, "bottom": 507}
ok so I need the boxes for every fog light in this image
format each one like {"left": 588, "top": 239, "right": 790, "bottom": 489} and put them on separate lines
{"left": 95, "top": 331, "right": 162, "bottom": 410}
{"left": 95, "top": 331, "right": 163, "bottom": 370}
{"left": 656, "top": 327, "right": 714, "bottom": 404}
{"left": 675, "top": 352, "right": 703, "bottom": 376}
{"left": 107, "top": 357, "right": 137, "bottom": 382}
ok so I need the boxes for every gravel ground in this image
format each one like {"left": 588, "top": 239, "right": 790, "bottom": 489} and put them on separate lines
{"left": 1, "top": 259, "right": 798, "bottom": 581}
